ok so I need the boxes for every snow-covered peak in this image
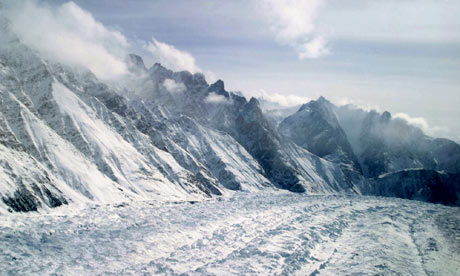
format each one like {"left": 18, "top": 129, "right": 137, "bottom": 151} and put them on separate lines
{"left": 297, "top": 96, "right": 340, "bottom": 129}
{"left": 280, "top": 96, "right": 361, "bottom": 172}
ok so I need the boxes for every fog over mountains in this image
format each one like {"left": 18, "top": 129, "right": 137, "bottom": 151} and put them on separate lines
{"left": 0, "top": 15, "right": 459, "bottom": 214}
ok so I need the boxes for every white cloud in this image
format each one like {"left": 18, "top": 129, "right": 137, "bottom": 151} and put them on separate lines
{"left": 394, "top": 112, "right": 430, "bottom": 132}
{"left": 261, "top": 0, "right": 329, "bottom": 59}
{"left": 298, "top": 36, "right": 329, "bottom": 59}
{"left": 335, "top": 99, "right": 456, "bottom": 140}
{"left": 3, "top": 0, "right": 129, "bottom": 80}
{"left": 163, "top": 79, "right": 186, "bottom": 93}
{"left": 249, "top": 89, "right": 310, "bottom": 107}
{"left": 144, "top": 38, "right": 201, "bottom": 74}
{"left": 332, "top": 97, "right": 382, "bottom": 113}
{"left": 204, "top": 70, "right": 218, "bottom": 84}
{"left": 144, "top": 38, "right": 217, "bottom": 82}
{"left": 204, "top": 92, "right": 229, "bottom": 104}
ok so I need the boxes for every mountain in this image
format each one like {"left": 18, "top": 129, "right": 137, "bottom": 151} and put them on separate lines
{"left": 335, "top": 105, "right": 460, "bottom": 178}
{"left": 0, "top": 23, "right": 361, "bottom": 213}
{"left": 0, "top": 18, "right": 459, "bottom": 213}
{"left": 363, "top": 169, "right": 460, "bottom": 206}
{"left": 277, "top": 96, "right": 460, "bottom": 205}
{"left": 279, "top": 97, "right": 362, "bottom": 173}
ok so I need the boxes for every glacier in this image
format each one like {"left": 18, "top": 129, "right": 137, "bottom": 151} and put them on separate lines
{"left": 1, "top": 193, "right": 459, "bottom": 275}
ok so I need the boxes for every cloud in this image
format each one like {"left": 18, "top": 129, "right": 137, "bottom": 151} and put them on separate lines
{"left": 144, "top": 38, "right": 217, "bottom": 82}
{"left": 144, "top": 38, "right": 201, "bottom": 74}
{"left": 394, "top": 112, "right": 430, "bottom": 133}
{"left": 3, "top": 0, "right": 129, "bottom": 80}
{"left": 204, "top": 92, "right": 230, "bottom": 104}
{"left": 163, "top": 79, "right": 186, "bottom": 93}
{"left": 332, "top": 97, "right": 383, "bottom": 113}
{"left": 261, "top": 0, "right": 329, "bottom": 59}
{"left": 298, "top": 36, "right": 329, "bottom": 59}
{"left": 249, "top": 89, "right": 310, "bottom": 107}
{"left": 336, "top": 99, "right": 457, "bottom": 141}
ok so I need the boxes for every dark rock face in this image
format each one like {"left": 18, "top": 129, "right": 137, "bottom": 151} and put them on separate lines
{"left": 234, "top": 98, "right": 302, "bottom": 192}
{"left": 370, "top": 170, "right": 460, "bottom": 206}
{"left": 208, "top": 80, "right": 229, "bottom": 98}
{"left": 280, "top": 97, "right": 361, "bottom": 173}
{"left": 2, "top": 186, "right": 39, "bottom": 212}
{"left": 2, "top": 182, "right": 67, "bottom": 212}
{"left": 430, "top": 138, "right": 460, "bottom": 174}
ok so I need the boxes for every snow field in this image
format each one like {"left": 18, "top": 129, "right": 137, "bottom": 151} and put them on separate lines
{"left": 0, "top": 193, "right": 459, "bottom": 275}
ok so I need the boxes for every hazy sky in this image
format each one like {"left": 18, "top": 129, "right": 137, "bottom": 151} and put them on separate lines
{"left": 5, "top": 0, "right": 460, "bottom": 141}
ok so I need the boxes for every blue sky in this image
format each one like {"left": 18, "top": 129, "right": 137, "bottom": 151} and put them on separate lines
{"left": 7, "top": 0, "right": 460, "bottom": 141}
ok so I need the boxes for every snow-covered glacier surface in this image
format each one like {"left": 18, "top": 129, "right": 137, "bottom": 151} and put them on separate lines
{"left": 1, "top": 193, "right": 459, "bottom": 276}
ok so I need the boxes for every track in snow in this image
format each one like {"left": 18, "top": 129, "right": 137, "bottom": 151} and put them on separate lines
{"left": 1, "top": 193, "right": 459, "bottom": 275}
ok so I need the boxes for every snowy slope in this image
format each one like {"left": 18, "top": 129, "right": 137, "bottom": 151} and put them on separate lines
{"left": 0, "top": 26, "right": 218, "bottom": 212}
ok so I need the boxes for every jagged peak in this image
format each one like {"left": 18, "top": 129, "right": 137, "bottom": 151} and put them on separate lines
{"left": 150, "top": 62, "right": 168, "bottom": 72}
{"left": 248, "top": 97, "right": 261, "bottom": 108}
{"left": 208, "top": 79, "right": 229, "bottom": 97}
{"left": 211, "top": 79, "right": 224, "bottom": 90}
{"left": 298, "top": 96, "right": 332, "bottom": 113}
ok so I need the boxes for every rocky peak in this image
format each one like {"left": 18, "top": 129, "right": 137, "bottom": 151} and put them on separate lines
{"left": 149, "top": 63, "right": 172, "bottom": 76}
{"left": 126, "top": 54, "right": 146, "bottom": 72}
{"left": 208, "top": 79, "right": 229, "bottom": 97}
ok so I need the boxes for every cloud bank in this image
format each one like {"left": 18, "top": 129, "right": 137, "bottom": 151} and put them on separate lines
{"left": 3, "top": 0, "right": 129, "bottom": 80}
{"left": 262, "top": 0, "right": 329, "bottom": 59}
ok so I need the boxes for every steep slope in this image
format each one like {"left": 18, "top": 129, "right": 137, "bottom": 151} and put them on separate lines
{"left": 276, "top": 96, "right": 459, "bottom": 205}
{"left": 231, "top": 97, "right": 360, "bottom": 193}
{"left": 0, "top": 30, "right": 215, "bottom": 213}
{"left": 131, "top": 61, "right": 360, "bottom": 194}
{"left": 279, "top": 97, "right": 361, "bottom": 173}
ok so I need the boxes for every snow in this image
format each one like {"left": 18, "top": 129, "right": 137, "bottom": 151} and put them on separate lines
{"left": 1, "top": 193, "right": 458, "bottom": 275}
{"left": 52, "top": 81, "right": 174, "bottom": 196}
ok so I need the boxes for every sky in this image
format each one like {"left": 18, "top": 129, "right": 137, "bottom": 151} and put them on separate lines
{"left": 2, "top": 0, "right": 460, "bottom": 142}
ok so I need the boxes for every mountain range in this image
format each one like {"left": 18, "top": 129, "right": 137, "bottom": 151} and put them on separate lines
{"left": 0, "top": 21, "right": 459, "bottom": 213}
